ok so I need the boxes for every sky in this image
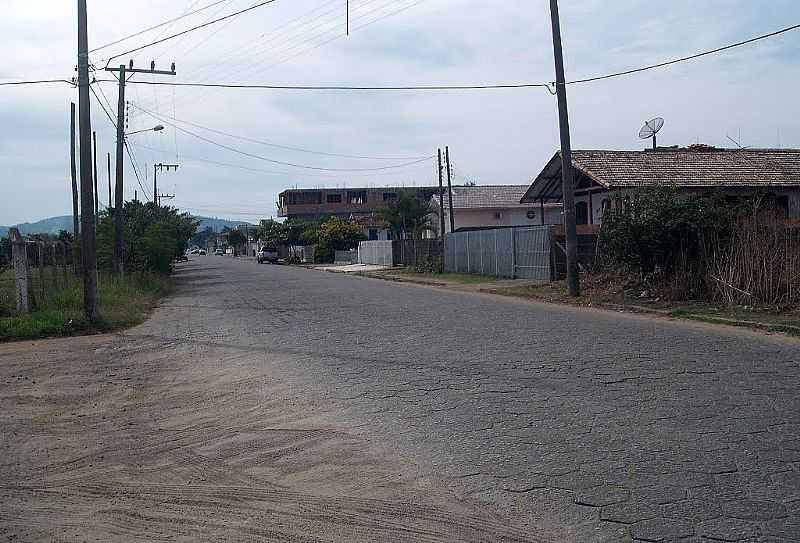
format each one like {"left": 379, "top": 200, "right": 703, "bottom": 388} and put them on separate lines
{"left": 1, "top": 0, "right": 799, "bottom": 225}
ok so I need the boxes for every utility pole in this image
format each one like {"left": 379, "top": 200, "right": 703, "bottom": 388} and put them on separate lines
{"left": 154, "top": 163, "right": 179, "bottom": 206}
{"left": 77, "top": 0, "right": 98, "bottom": 319}
{"left": 70, "top": 102, "right": 80, "bottom": 277}
{"left": 107, "top": 152, "right": 112, "bottom": 208}
{"left": 70, "top": 103, "right": 79, "bottom": 242}
{"left": 437, "top": 148, "right": 445, "bottom": 273}
{"left": 445, "top": 146, "right": 455, "bottom": 233}
{"left": 92, "top": 131, "right": 99, "bottom": 218}
{"left": 549, "top": 0, "right": 580, "bottom": 296}
{"left": 437, "top": 149, "right": 445, "bottom": 236}
{"left": 106, "top": 61, "right": 176, "bottom": 277}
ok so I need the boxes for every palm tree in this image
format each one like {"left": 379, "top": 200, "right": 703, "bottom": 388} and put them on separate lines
{"left": 379, "top": 190, "right": 434, "bottom": 240}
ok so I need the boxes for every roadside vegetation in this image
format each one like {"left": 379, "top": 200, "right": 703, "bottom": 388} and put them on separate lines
{"left": 1, "top": 202, "right": 194, "bottom": 341}
{"left": 500, "top": 187, "right": 800, "bottom": 335}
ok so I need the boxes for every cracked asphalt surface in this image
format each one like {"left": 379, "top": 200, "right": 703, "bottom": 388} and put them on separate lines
{"left": 3, "top": 256, "right": 800, "bottom": 542}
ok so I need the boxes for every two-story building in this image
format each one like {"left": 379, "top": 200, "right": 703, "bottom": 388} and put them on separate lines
{"left": 278, "top": 186, "right": 439, "bottom": 240}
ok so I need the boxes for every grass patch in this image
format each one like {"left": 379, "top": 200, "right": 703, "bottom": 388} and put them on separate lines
{"left": 0, "top": 272, "right": 171, "bottom": 341}
{"left": 397, "top": 271, "right": 498, "bottom": 285}
{"left": 490, "top": 272, "right": 800, "bottom": 337}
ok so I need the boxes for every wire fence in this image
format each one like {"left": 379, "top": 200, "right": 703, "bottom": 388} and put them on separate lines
{"left": 0, "top": 234, "right": 79, "bottom": 317}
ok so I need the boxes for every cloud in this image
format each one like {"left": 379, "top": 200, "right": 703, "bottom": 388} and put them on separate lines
{"left": 1, "top": 0, "right": 799, "bottom": 225}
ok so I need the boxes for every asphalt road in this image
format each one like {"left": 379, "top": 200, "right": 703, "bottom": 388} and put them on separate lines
{"left": 3, "top": 256, "right": 799, "bottom": 542}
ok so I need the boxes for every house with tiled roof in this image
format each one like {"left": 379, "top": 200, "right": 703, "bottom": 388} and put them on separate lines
{"left": 521, "top": 146, "right": 800, "bottom": 231}
{"left": 430, "top": 184, "right": 562, "bottom": 236}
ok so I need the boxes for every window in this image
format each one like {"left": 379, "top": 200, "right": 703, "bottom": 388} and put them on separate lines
{"left": 368, "top": 229, "right": 378, "bottom": 240}
{"left": 494, "top": 211, "right": 502, "bottom": 220}
{"left": 347, "top": 190, "right": 367, "bottom": 204}
{"left": 286, "top": 191, "right": 322, "bottom": 205}
{"left": 383, "top": 192, "right": 397, "bottom": 201}
{"left": 326, "top": 193, "right": 342, "bottom": 204}
{"left": 601, "top": 198, "right": 611, "bottom": 215}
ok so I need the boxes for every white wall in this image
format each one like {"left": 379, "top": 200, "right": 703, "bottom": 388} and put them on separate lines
{"left": 433, "top": 206, "right": 562, "bottom": 234}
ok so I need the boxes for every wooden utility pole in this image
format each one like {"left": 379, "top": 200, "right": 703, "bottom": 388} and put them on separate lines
{"left": 92, "top": 131, "right": 99, "bottom": 218}
{"left": 549, "top": 0, "right": 580, "bottom": 296}
{"left": 70, "top": 103, "right": 79, "bottom": 243}
{"left": 445, "top": 146, "right": 455, "bottom": 233}
{"left": 77, "top": 0, "right": 98, "bottom": 319}
{"left": 106, "top": 61, "right": 176, "bottom": 277}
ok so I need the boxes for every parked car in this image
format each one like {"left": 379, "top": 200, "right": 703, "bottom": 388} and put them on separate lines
{"left": 198, "top": 249, "right": 206, "bottom": 255}
{"left": 176, "top": 254, "right": 189, "bottom": 262}
{"left": 215, "top": 248, "right": 224, "bottom": 256}
{"left": 257, "top": 246, "right": 279, "bottom": 264}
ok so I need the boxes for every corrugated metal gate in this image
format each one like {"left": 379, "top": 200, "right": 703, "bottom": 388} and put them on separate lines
{"left": 444, "top": 226, "right": 552, "bottom": 281}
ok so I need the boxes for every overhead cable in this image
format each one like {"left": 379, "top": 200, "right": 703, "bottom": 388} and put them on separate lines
{"left": 131, "top": 102, "right": 431, "bottom": 160}
{"left": 104, "top": 0, "right": 280, "bottom": 66}
{"left": 89, "top": 0, "right": 231, "bottom": 53}
{"left": 139, "top": 108, "right": 436, "bottom": 172}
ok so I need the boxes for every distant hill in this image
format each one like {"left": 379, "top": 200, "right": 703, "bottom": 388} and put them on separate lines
{"left": 1, "top": 215, "right": 254, "bottom": 238}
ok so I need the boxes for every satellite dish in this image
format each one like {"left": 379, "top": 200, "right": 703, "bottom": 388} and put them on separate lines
{"left": 639, "top": 117, "right": 664, "bottom": 149}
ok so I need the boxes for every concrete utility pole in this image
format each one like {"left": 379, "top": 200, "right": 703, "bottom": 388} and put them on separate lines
{"left": 445, "top": 146, "right": 455, "bottom": 233}
{"left": 77, "top": 0, "right": 98, "bottom": 319}
{"left": 106, "top": 61, "right": 176, "bottom": 277}
{"left": 112, "top": 64, "right": 126, "bottom": 278}
{"left": 107, "top": 152, "right": 112, "bottom": 208}
{"left": 437, "top": 148, "right": 446, "bottom": 237}
{"left": 92, "top": 131, "right": 99, "bottom": 218}
{"left": 154, "top": 163, "right": 179, "bottom": 206}
{"left": 70, "top": 103, "right": 79, "bottom": 243}
{"left": 549, "top": 0, "right": 580, "bottom": 296}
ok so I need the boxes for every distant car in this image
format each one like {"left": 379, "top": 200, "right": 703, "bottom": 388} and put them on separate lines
{"left": 215, "top": 248, "right": 224, "bottom": 256}
{"left": 198, "top": 249, "right": 207, "bottom": 255}
{"left": 257, "top": 246, "right": 279, "bottom": 264}
{"left": 190, "top": 248, "right": 199, "bottom": 255}
{"left": 176, "top": 254, "right": 189, "bottom": 262}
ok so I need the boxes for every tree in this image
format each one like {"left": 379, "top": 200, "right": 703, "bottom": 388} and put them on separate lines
{"left": 378, "top": 190, "right": 434, "bottom": 240}
{"left": 258, "top": 219, "right": 287, "bottom": 247}
{"left": 315, "top": 217, "right": 366, "bottom": 262}
{"left": 96, "top": 201, "right": 198, "bottom": 273}
{"left": 227, "top": 229, "right": 246, "bottom": 256}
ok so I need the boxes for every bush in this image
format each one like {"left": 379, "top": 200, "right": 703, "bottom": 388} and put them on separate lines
{"left": 599, "top": 187, "right": 797, "bottom": 305}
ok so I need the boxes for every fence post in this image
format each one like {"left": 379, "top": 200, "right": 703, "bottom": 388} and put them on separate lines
{"left": 495, "top": 229, "right": 499, "bottom": 277}
{"left": 37, "top": 241, "right": 45, "bottom": 303}
{"left": 9, "top": 228, "right": 29, "bottom": 314}
{"left": 60, "top": 242, "right": 69, "bottom": 286}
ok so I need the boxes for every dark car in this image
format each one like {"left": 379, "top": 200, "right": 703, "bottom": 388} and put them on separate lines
{"left": 257, "top": 246, "right": 279, "bottom": 264}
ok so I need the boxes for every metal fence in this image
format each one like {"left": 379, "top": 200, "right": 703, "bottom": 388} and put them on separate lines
{"left": 392, "top": 239, "right": 443, "bottom": 269}
{"left": 444, "top": 226, "right": 552, "bottom": 281}
{"left": 358, "top": 240, "right": 393, "bottom": 266}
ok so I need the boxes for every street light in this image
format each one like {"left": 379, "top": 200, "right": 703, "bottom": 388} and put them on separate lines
{"left": 126, "top": 125, "right": 164, "bottom": 136}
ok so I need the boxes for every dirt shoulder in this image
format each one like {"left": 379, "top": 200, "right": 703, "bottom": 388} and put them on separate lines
{"left": 356, "top": 269, "right": 800, "bottom": 338}
{"left": 0, "top": 332, "right": 543, "bottom": 542}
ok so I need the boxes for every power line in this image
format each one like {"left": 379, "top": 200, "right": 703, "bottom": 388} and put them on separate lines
{"left": 109, "top": 80, "right": 549, "bottom": 91}
{"left": 565, "top": 22, "right": 800, "bottom": 85}
{"left": 90, "top": 0, "right": 230, "bottom": 53}
{"left": 138, "top": 107, "right": 436, "bottom": 171}
{"left": 99, "top": 20, "right": 800, "bottom": 92}
{"left": 129, "top": 140, "right": 434, "bottom": 178}
{"left": 104, "top": 0, "right": 280, "bottom": 66}
{"left": 131, "top": 102, "right": 430, "bottom": 160}
{"left": 0, "top": 79, "right": 73, "bottom": 87}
